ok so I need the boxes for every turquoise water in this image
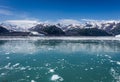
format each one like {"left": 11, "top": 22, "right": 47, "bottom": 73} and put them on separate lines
{"left": 0, "top": 39, "right": 120, "bottom": 82}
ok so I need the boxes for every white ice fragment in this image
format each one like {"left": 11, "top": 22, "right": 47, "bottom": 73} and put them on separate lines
{"left": 33, "top": 59, "right": 36, "bottom": 61}
{"left": 85, "top": 68, "right": 88, "bottom": 71}
{"left": 4, "top": 63, "right": 11, "bottom": 69}
{"left": 1, "top": 73, "right": 6, "bottom": 76}
{"left": 116, "top": 61, "right": 120, "bottom": 65}
{"left": 49, "top": 69, "right": 55, "bottom": 73}
{"left": 26, "top": 76, "right": 30, "bottom": 78}
{"left": 80, "top": 77, "right": 82, "bottom": 79}
{"left": 31, "top": 80, "right": 36, "bottom": 82}
{"left": 90, "top": 67, "right": 93, "bottom": 70}
{"left": 105, "top": 55, "right": 111, "bottom": 59}
{"left": 6, "top": 56, "right": 10, "bottom": 59}
{"left": 110, "top": 68, "right": 120, "bottom": 82}
{"left": 45, "top": 63, "right": 50, "bottom": 67}
{"left": 1, "top": 73, "right": 5, "bottom": 76}
{"left": 5, "top": 52, "right": 10, "bottom": 55}
{"left": 20, "top": 67, "right": 26, "bottom": 70}
{"left": 109, "top": 60, "right": 114, "bottom": 63}
{"left": 13, "top": 63, "right": 20, "bottom": 67}
{"left": 48, "top": 48, "right": 53, "bottom": 50}
{"left": 62, "top": 59, "right": 65, "bottom": 61}
{"left": 28, "top": 68, "right": 32, "bottom": 70}
{"left": 51, "top": 74, "right": 64, "bottom": 81}
{"left": 35, "top": 76, "right": 40, "bottom": 79}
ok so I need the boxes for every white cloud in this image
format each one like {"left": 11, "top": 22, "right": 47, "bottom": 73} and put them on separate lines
{"left": 58, "top": 19, "right": 80, "bottom": 25}
{"left": 5, "top": 20, "right": 39, "bottom": 24}
{"left": 5, "top": 19, "right": 40, "bottom": 28}
{"left": 81, "top": 19, "right": 99, "bottom": 22}
{"left": 41, "top": 19, "right": 81, "bottom": 25}
{"left": 81, "top": 19, "right": 120, "bottom": 23}
{"left": 0, "top": 9, "right": 13, "bottom": 15}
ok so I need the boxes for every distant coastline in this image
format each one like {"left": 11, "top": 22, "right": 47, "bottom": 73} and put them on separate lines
{"left": 0, "top": 36, "right": 120, "bottom": 41}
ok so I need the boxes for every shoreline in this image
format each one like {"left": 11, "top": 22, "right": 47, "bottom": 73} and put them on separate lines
{"left": 0, "top": 36, "right": 120, "bottom": 41}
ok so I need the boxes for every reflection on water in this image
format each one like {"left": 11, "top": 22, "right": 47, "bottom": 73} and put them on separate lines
{"left": 0, "top": 40, "right": 120, "bottom": 54}
{"left": 0, "top": 39, "right": 120, "bottom": 82}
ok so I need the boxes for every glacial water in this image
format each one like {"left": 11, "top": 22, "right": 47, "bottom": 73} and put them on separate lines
{"left": 0, "top": 37, "right": 120, "bottom": 82}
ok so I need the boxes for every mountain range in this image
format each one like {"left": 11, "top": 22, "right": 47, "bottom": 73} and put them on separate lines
{"left": 0, "top": 20, "right": 120, "bottom": 36}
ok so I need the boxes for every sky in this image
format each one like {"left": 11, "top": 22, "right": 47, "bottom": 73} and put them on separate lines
{"left": 0, "top": 0, "right": 120, "bottom": 23}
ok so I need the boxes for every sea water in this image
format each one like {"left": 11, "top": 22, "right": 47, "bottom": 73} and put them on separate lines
{"left": 0, "top": 37, "right": 120, "bottom": 82}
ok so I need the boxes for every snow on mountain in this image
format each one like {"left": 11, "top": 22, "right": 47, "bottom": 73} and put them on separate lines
{"left": 82, "top": 20, "right": 120, "bottom": 29}
{"left": 0, "top": 20, "right": 40, "bottom": 32}
{"left": 0, "top": 23, "right": 25, "bottom": 32}
{"left": 1, "top": 19, "right": 120, "bottom": 35}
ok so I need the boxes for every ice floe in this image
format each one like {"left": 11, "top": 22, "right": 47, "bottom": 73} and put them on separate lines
{"left": 26, "top": 76, "right": 30, "bottom": 78}
{"left": 49, "top": 68, "right": 55, "bottom": 73}
{"left": 4, "top": 63, "right": 11, "bottom": 69}
{"left": 12, "top": 63, "right": 20, "bottom": 67}
{"left": 116, "top": 61, "right": 120, "bottom": 65}
{"left": 5, "top": 52, "right": 10, "bottom": 55}
{"left": 6, "top": 56, "right": 10, "bottom": 59}
{"left": 51, "top": 74, "right": 64, "bottom": 81}
{"left": 1, "top": 73, "right": 6, "bottom": 76}
{"left": 31, "top": 80, "right": 36, "bottom": 82}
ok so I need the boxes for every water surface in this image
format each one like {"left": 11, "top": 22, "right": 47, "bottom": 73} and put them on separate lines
{"left": 0, "top": 37, "right": 120, "bottom": 82}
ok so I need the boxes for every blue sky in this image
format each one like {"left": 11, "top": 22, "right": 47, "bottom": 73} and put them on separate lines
{"left": 0, "top": 0, "right": 120, "bottom": 22}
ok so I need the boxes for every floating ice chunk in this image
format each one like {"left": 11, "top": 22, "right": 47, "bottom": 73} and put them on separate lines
{"left": 109, "top": 60, "right": 114, "bottom": 63}
{"left": 26, "top": 76, "right": 30, "bottom": 78}
{"left": 85, "top": 68, "right": 88, "bottom": 71}
{"left": 90, "top": 67, "right": 93, "bottom": 70}
{"left": 80, "top": 77, "right": 82, "bottom": 79}
{"left": 51, "top": 74, "right": 64, "bottom": 81}
{"left": 110, "top": 68, "right": 120, "bottom": 82}
{"left": 116, "top": 61, "right": 120, "bottom": 65}
{"left": 28, "top": 68, "right": 32, "bottom": 70}
{"left": 45, "top": 63, "right": 50, "bottom": 67}
{"left": 62, "top": 59, "right": 65, "bottom": 61}
{"left": 51, "top": 75, "right": 59, "bottom": 81}
{"left": 49, "top": 69, "right": 55, "bottom": 73}
{"left": 13, "top": 63, "right": 20, "bottom": 67}
{"left": 20, "top": 67, "right": 26, "bottom": 70}
{"left": 35, "top": 76, "right": 40, "bottom": 79}
{"left": 5, "top": 52, "right": 10, "bottom": 55}
{"left": 4, "top": 63, "right": 11, "bottom": 69}
{"left": 104, "top": 55, "right": 111, "bottom": 59}
{"left": 48, "top": 48, "right": 53, "bottom": 50}
{"left": 1, "top": 73, "right": 5, "bottom": 76}
{"left": 31, "top": 80, "right": 36, "bottom": 82}
{"left": 6, "top": 56, "right": 10, "bottom": 59}
{"left": 33, "top": 59, "right": 36, "bottom": 61}
{"left": 115, "top": 34, "right": 120, "bottom": 37}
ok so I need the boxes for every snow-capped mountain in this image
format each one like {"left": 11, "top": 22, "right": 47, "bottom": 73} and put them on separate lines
{"left": 29, "top": 20, "right": 120, "bottom": 36}
{"left": 1, "top": 20, "right": 120, "bottom": 36}
{"left": 0, "top": 23, "right": 25, "bottom": 32}
{"left": 0, "top": 21, "right": 39, "bottom": 32}
{"left": 81, "top": 20, "right": 120, "bottom": 35}
{"left": 82, "top": 20, "right": 120, "bottom": 30}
